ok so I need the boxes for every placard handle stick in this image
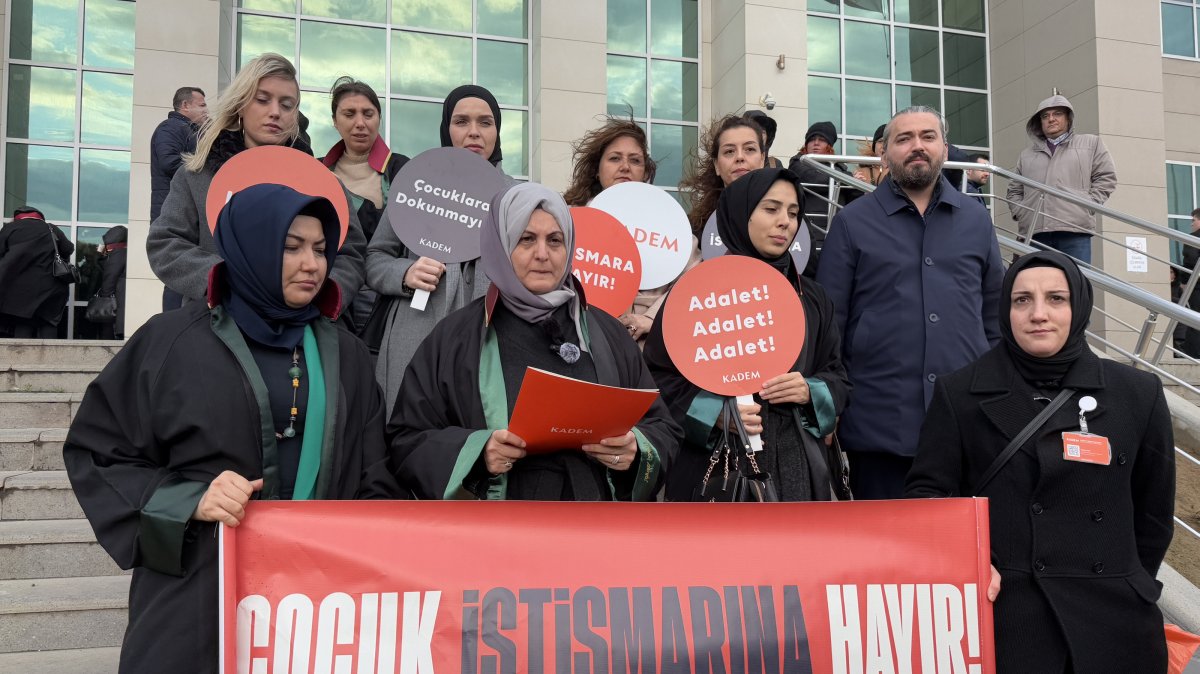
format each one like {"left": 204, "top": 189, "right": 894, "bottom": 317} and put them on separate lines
{"left": 411, "top": 288, "right": 431, "bottom": 311}
{"left": 734, "top": 394, "right": 765, "bottom": 454}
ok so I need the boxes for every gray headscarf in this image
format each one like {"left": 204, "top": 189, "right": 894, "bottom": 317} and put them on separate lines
{"left": 480, "top": 182, "right": 579, "bottom": 324}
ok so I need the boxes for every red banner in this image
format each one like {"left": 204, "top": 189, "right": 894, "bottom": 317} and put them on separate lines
{"left": 221, "top": 499, "right": 995, "bottom": 674}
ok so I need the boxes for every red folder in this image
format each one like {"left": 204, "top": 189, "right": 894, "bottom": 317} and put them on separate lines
{"left": 507, "top": 367, "right": 659, "bottom": 453}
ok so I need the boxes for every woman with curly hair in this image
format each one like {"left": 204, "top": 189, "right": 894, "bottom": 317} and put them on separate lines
{"left": 562, "top": 117, "right": 657, "bottom": 207}
{"left": 680, "top": 114, "right": 767, "bottom": 234}
{"left": 565, "top": 118, "right": 698, "bottom": 345}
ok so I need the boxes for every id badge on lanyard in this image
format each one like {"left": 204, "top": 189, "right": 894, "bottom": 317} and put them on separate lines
{"left": 1061, "top": 395, "right": 1111, "bottom": 465}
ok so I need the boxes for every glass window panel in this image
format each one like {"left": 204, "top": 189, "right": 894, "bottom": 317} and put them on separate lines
{"left": 300, "top": 21, "right": 386, "bottom": 93}
{"left": 83, "top": 0, "right": 135, "bottom": 69}
{"left": 608, "top": 0, "right": 647, "bottom": 53}
{"left": 845, "top": 0, "right": 888, "bottom": 20}
{"left": 9, "top": 0, "right": 79, "bottom": 64}
{"left": 240, "top": 0, "right": 297, "bottom": 11}
{"left": 944, "top": 89, "right": 989, "bottom": 147}
{"left": 1167, "top": 164, "right": 1195, "bottom": 216}
{"left": 238, "top": 14, "right": 296, "bottom": 68}
{"left": 607, "top": 55, "right": 647, "bottom": 117}
{"left": 299, "top": 90, "right": 341, "bottom": 157}
{"left": 808, "top": 0, "right": 839, "bottom": 12}
{"left": 808, "top": 17, "right": 841, "bottom": 74}
{"left": 651, "top": 0, "right": 699, "bottom": 59}
{"left": 392, "top": 0, "right": 471, "bottom": 32}
{"left": 478, "top": 0, "right": 528, "bottom": 38}
{"left": 845, "top": 80, "right": 890, "bottom": 137}
{"left": 7, "top": 66, "right": 78, "bottom": 143}
{"left": 896, "top": 0, "right": 938, "bottom": 26}
{"left": 388, "top": 99, "right": 442, "bottom": 160}
{"left": 1163, "top": 4, "right": 1198, "bottom": 57}
{"left": 943, "top": 0, "right": 985, "bottom": 32}
{"left": 74, "top": 226, "right": 109, "bottom": 302}
{"left": 895, "top": 27, "right": 940, "bottom": 84}
{"left": 808, "top": 76, "right": 842, "bottom": 137}
{"left": 943, "top": 33, "right": 987, "bottom": 89}
{"left": 478, "top": 40, "right": 528, "bottom": 107}
{"left": 500, "top": 109, "right": 527, "bottom": 177}
{"left": 78, "top": 150, "right": 130, "bottom": 223}
{"left": 650, "top": 123, "right": 697, "bottom": 189}
{"left": 81, "top": 72, "right": 133, "bottom": 147}
{"left": 896, "top": 84, "right": 940, "bottom": 110}
{"left": 5, "top": 144, "right": 74, "bottom": 221}
{"left": 844, "top": 21, "right": 890, "bottom": 79}
{"left": 302, "top": 0, "right": 385, "bottom": 23}
{"left": 650, "top": 59, "right": 698, "bottom": 122}
{"left": 391, "top": 31, "right": 471, "bottom": 99}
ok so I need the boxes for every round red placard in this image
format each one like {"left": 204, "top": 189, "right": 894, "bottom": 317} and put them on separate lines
{"left": 570, "top": 207, "right": 642, "bottom": 317}
{"left": 206, "top": 146, "right": 350, "bottom": 246}
{"left": 662, "top": 256, "right": 806, "bottom": 396}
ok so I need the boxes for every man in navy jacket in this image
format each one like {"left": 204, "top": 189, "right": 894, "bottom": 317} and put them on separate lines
{"left": 816, "top": 106, "right": 1003, "bottom": 499}
{"left": 150, "top": 86, "right": 206, "bottom": 311}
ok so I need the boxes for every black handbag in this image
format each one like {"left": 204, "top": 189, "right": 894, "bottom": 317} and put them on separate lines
{"left": 825, "top": 433, "right": 853, "bottom": 501}
{"left": 85, "top": 294, "right": 118, "bottom": 323}
{"left": 358, "top": 294, "right": 393, "bottom": 356}
{"left": 46, "top": 224, "right": 80, "bottom": 284}
{"left": 694, "top": 399, "right": 779, "bottom": 502}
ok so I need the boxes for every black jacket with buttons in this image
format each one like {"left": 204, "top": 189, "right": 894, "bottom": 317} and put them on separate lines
{"left": 906, "top": 344, "right": 1174, "bottom": 673}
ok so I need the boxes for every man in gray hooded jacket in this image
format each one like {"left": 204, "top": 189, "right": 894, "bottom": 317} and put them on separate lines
{"left": 1006, "top": 93, "right": 1117, "bottom": 265}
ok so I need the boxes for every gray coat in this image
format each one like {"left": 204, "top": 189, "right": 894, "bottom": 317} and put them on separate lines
{"left": 367, "top": 221, "right": 490, "bottom": 416}
{"left": 1006, "top": 94, "right": 1118, "bottom": 238}
{"left": 147, "top": 165, "right": 367, "bottom": 312}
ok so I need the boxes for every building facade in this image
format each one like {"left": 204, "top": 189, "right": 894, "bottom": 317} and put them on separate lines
{"left": 0, "top": 0, "right": 1192, "bottom": 347}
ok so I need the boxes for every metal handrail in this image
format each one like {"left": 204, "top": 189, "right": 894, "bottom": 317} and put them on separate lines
{"left": 796, "top": 154, "right": 1200, "bottom": 384}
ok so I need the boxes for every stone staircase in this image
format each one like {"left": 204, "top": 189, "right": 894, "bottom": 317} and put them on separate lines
{"left": 0, "top": 340, "right": 125, "bottom": 673}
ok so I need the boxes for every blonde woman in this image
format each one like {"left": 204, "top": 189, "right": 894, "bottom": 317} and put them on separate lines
{"left": 148, "top": 53, "right": 366, "bottom": 313}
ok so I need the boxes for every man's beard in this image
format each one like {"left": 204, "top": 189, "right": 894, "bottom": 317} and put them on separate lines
{"left": 888, "top": 151, "right": 941, "bottom": 189}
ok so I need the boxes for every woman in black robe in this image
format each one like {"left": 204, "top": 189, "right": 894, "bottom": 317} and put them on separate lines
{"left": 97, "top": 225, "right": 128, "bottom": 339}
{"left": 388, "top": 182, "right": 680, "bottom": 501}
{"left": 643, "top": 168, "right": 851, "bottom": 501}
{"left": 64, "top": 183, "right": 399, "bottom": 674}
{"left": 0, "top": 206, "right": 74, "bottom": 338}
{"left": 905, "top": 251, "right": 1174, "bottom": 673}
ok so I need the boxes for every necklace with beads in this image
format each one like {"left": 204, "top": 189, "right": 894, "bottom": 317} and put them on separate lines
{"left": 277, "top": 347, "right": 303, "bottom": 440}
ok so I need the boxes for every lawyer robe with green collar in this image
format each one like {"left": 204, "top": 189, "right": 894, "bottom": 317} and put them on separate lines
{"left": 386, "top": 182, "right": 680, "bottom": 501}
{"left": 63, "top": 185, "right": 399, "bottom": 674}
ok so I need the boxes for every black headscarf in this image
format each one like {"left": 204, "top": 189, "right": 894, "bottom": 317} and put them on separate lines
{"left": 999, "top": 250, "right": 1093, "bottom": 386}
{"left": 439, "top": 84, "right": 503, "bottom": 166}
{"left": 214, "top": 183, "right": 340, "bottom": 349}
{"left": 715, "top": 167, "right": 806, "bottom": 284}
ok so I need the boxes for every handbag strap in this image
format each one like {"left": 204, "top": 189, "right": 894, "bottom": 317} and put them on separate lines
{"left": 973, "top": 387, "right": 1076, "bottom": 495}
{"left": 44, "top": 223, "right": 66, "bottom": 262}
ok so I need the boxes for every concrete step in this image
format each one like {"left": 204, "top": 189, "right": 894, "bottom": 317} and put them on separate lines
{"left": 0, "top": 339, "right": 122, "bottom": 367}
{"left": 0, "top": 519, "right": 124, "bottom": 580}
{"left": 0, "top": 575, "right": 129, "bottom": 653}
{"left": 0, "top": 428, "right": 67, "bottom": 471}
{"left": 1, "top": 363, "right": 103, "bottom": 393}
{"left": 0, "top": 392, "right": 81, "bottom": 429}
{"left": 0, "top": 646, "right": 122, "bottom": 673}
{"left": 0, "top": 471, "right": 83, "bottom": 521}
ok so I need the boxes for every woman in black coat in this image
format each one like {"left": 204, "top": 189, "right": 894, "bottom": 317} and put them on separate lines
{"left": 0, "top": 206, "right": 74, "bottom": 337}
{"left": 97, "top": 225, "right": 128, "bottom": 339}
{"left": 644, "top": 168, "right": 850, "bottom": 502}
{"left": 64, "top": 184, "right": 400, "bottom": 674}
{"left": 905, "top": 251, "right": 1175, "bottom": 674}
